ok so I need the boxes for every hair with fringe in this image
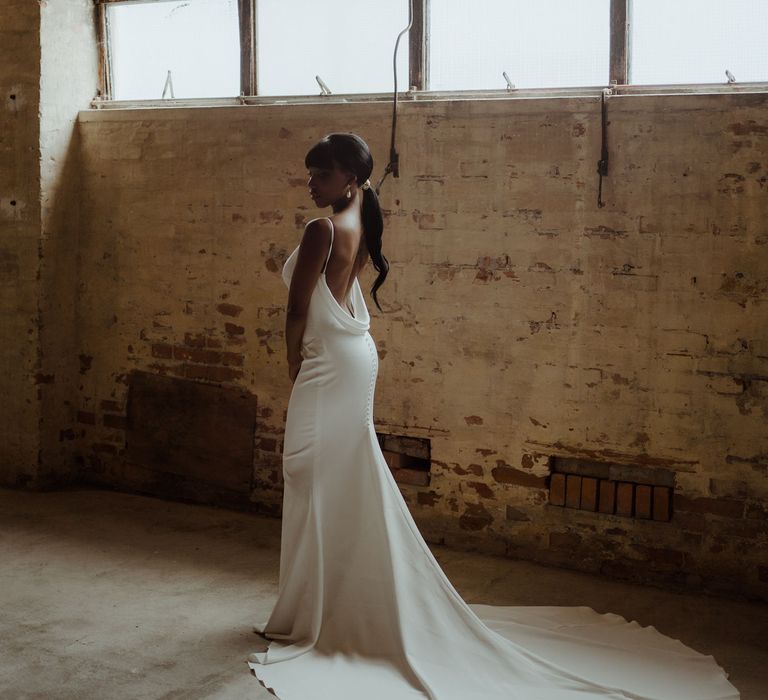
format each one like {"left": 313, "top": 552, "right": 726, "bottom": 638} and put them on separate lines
{"left": 304, "top": 133, "right": 389, "bottom": 312}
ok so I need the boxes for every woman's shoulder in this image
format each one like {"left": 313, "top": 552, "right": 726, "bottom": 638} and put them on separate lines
{"left": 305, "top": 216, "right": 334, "bottom": 230}
{"left": 302, "top": 217, "right": 334, "bottom": 243}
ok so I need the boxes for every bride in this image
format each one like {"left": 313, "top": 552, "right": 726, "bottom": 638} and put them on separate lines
{"left": 247, "top": 132, "right": 739, "bottom": 700}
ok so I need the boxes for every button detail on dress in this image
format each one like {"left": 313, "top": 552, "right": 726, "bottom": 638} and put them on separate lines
{"left": 365, "top": 333, "right": 377, "bottom": 426}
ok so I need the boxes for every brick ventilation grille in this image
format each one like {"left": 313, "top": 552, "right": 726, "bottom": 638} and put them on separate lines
{"left": 548, "top": 458, "right": 672, "bottom": 522}
{"left": 377, "top": 432, "right": 431, "bottom": 487}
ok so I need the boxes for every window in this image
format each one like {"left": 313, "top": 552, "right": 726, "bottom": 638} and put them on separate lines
{"left": 630, "top": 0, "right": 768, "bottom": 85}
{"left": 95, "top": 0, "right": 768, "bottom": 103}
{"left": 107, "top": 0, "right": 240, "bottom": 100}
{"left": 256, "top": 0, "right": 410, "bottom": 96}
{"left": 429, "top": 0, "right": 610, "bottom": 91}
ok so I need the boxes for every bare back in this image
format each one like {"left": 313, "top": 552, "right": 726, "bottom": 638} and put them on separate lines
{"left": 323, "top": 215, "right": 367, "bottom": 309}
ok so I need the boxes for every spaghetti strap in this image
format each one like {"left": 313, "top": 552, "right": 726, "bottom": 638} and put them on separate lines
{"left": 322, "top": 218, "right": 334, "bottom": 274}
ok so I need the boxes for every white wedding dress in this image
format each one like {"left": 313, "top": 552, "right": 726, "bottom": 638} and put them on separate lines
{"left": 247, "top": 217, "right": 740, "bottom": 700}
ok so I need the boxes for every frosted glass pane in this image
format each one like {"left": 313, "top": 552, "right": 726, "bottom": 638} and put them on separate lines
{"left": 108, "top": 0, "right": 240, "bottom": 100}
{"left": 257, "top": 0, "right": 410, "bottom": 96}
{"left": 630, "top": 0, "right": 768, "bottom": 84}
{"left": 429, "top": 0, "right": 610, "bottom": 90}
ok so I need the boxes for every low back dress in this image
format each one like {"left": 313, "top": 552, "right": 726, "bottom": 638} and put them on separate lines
{"left": 247, "top": 217, "right": 739, "bottom": 700}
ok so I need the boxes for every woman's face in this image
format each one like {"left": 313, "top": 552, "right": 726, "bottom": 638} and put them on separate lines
{"left": 306, "top": 165, "right": 352, "bottom": 208}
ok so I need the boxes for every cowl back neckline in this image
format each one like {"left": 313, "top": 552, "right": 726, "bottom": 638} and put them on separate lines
{"left": 319, "top": 217, "right": 370, "bottom": 331}
{"left": 280, "top": 218, "right": 371, "bottom": 334}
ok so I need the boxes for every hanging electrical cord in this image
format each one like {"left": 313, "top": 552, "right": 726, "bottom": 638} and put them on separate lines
{"left": 374, "top": 0, "right": 414, "bottom": 195}
{"left": 596, "top": 87, "right": 612, "bottom": 208}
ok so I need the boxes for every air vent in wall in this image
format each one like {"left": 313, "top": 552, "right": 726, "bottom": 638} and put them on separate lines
{"left": 376, "top": 432, "right": 431, "bottom": 487}
{"left": 548, "top": 457, "right": 673, "bottom": 521}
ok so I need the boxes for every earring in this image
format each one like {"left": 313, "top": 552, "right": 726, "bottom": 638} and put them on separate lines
{"left": 346, "top": 187, "right": 352, "bottom": 199}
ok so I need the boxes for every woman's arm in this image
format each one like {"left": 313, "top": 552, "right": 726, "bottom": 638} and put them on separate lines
{"left": 285, "top": 218, "right": 332, "bottom": 379}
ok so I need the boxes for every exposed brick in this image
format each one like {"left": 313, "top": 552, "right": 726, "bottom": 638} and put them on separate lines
{"left": 491, "top": 465, "right": 547, "bottom": 489}
{"left": 417, "top": 490, "right": 441, "bottom": 507}
{"left": 92, "top": 442, "right": 118, "bottom": 454}
{"left": 100, "top": 399, "right": 122, "bottom": 412}
{"left": 682, "top": 532, "right": 703, "bottom": 547}
{"left": 616, "top": 482, "right": 634, "bottom": 516}
{"left": 635, "top": 484, "right": 652, "bottom": 519}
{"left": 565, "top": 474, "right": 582, "bottom": 508}
{"left": 103, "top": 414, "right": 127, "bottom": 430}
{"left": 392, "top": 468, "right": 429, "bottom": 487}
{"left": 506, "top": 505, "right": 531, "bottom": 521}
{"left": 77, "top": 410, "right": 96, "bottom": 425}
{"left": 635, "top": 545, "right": 685, "bottom": 569}
{"left": 653, "top": 486, "right": 671, "bottom": 521}
{"left": 598, "top": 480, "right": 616, "bottom": 514}
{"left": 709, "top": 478, "right": 749, "bottom": 499}
{"left": 220, "top": 351, "right": 245, "bottom": 367}
{"left": 173, "top": 346, "right": 222, "bottom": 364}
{"left": 183, "top": 364, "right": 244, "bottom": 383}
{"left": 225, "top": 322, "right": 245, "bottom": 336}
{"left": 379, "top": 434, "right": 431, "bottom": 460}
{"left": 451, "top": 463, "right": 483, "bottom": 477}
{"left": 147, "top": 362, "right": 186, "bottom": 378}
{"left": 549, "top": 473, "right": 566, "bottom": 506}
{"left": 216, "top": 303, "right": 243, "bottom": 317}
{"left": 459, "top": 503, "right": 493, "bottom": 531}
{"left": 151, "top": 343, "right": 172, "bottom": 359}
{"left": 549, "top": 531, "right": 582, "bottom": 549}
{"left": 79, "top": 354, "right": 93, "bottom": 374}
{"left": 258, "top": 437, "right": 277, "bottom": 452}
{"left": 600, "top": 559, "right": 632, "bottom": 579}
{"left": 580, "top": 477, "right": 598, "bottom": 511}
{"left": 746, "top": 503, "right": 768, "bottom": 520}
{"left": 673, "top": 510, "right": 707, "bottom": 533}
{"left": 553, "top": 456, "right": 610, "bottom": 480}
{"left": 382, "top": 449, "right": 407, "bottom": 469}
{"left": 676, "top": 495, "right": 744, "bottom": 518}
{"left": 58, "top": 427, "right": 75, "bottom": 442}
{"left": 467, "top": 481, "right": 494, "bottom": 499}
{"left": 184, "top": 332, "right": 206, "bottom": 348}
{"left": 727, "top": 518, "right": 768, "bottom": 538}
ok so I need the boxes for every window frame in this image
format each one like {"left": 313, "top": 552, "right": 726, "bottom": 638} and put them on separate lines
{"left": 92, "top": 0, "right": 768, "bottom": 108}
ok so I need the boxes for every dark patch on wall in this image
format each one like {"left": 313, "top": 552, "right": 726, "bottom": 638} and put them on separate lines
{"left": 124, "top": 370, "right": 257, "bottom": 502}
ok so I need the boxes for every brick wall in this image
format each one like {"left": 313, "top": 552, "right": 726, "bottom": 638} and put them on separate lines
{"left": 72, "top": 94, "right": 768, "bottom": 601}
{"left": 0, "top": 0, "right": 42, "bottom": 487}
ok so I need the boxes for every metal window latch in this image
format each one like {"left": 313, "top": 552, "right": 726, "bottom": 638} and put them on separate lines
{"left": 315, "top": 75, "right": 331, "bottom": 96}
{"left": 161, "top": 69, "right": 174, "bottom": 99}
{"left": 725, "top": 69, "right": 736, "bottom": 84}
{"left": 503, "top": 72, "right": 516, "bottom": 91}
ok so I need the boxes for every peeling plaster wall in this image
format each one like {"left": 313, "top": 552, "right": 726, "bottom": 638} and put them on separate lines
{"left": 75, "top": 95, "right": 768, "bottom": 601}
{"left": 38, "top": 0, "right": 99, "bottom": 486}
{"left": 0, "top": 0, "right": 98, "bottom": 488}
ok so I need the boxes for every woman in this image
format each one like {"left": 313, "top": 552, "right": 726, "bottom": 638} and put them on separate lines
{"left": 247, "top": 133, "right": 739, "bottom": 700}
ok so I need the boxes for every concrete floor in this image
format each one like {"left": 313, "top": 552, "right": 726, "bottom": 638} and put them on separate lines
{"left": 1, "top": 486, "right": 765, "bottom": 700}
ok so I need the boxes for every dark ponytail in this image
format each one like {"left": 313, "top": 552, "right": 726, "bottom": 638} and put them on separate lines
{"left": 359, "top": 178, "right": 388, "bottom": 313}
{"left": 305, "top": 133, "right": 389, "bottom": 312}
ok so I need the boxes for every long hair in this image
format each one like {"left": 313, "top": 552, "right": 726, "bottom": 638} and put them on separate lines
{"left": 304, "top": 133, "right": 389, "bottom": 312}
